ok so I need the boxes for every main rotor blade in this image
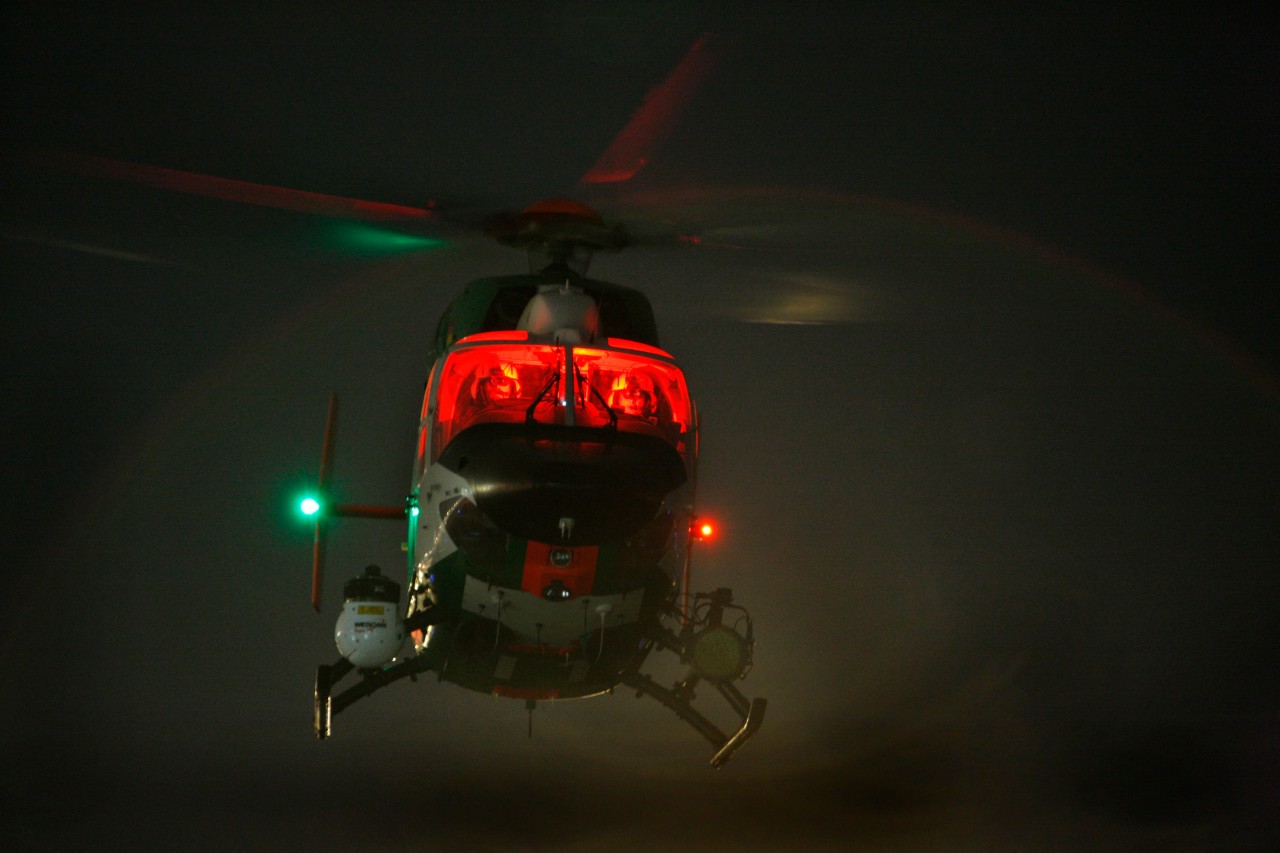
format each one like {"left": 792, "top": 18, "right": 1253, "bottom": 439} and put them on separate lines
{"left": 576, "top": 33, "right": 718, "bottom": 188}
{"left": 35, "top": 150, "right": 439, "bottom": 222}
{"left": 0, "top": 229, "right": 174, "bottom": 266}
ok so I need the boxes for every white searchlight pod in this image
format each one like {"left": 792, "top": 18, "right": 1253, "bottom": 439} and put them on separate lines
{"left": 334, "top": 565, "right": 406, "bottom": 668}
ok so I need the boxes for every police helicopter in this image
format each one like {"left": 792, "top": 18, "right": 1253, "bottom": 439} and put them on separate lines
{"left": 303, "top": 195, "right": 765, "bottom": 767}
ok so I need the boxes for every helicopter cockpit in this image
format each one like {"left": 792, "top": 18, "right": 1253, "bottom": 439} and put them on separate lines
{"left": 424, "top": 331, "right": 693, "bottom": 466}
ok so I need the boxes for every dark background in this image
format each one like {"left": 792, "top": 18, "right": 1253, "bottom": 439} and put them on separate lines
{"left": 2, "top": 3, "right": 1277, "bottom": 850}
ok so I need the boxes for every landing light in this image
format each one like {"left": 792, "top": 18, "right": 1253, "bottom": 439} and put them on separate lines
{"left": 690, "top": 625, "right": 748, "bottom": 682}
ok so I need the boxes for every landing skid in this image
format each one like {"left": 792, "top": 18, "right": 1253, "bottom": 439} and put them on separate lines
{"left": 622, "top": 589, "right": 766, "bottom": 768}
{"left": 620, "top": 668, "right": 767, "bottom": 768}
{"left": 312, "top": 593, "right": 767, "bottom": 767}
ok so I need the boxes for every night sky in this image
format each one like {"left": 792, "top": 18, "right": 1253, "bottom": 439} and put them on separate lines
{"left": 2, "top": 3, "right": 1278, "bottom": 850}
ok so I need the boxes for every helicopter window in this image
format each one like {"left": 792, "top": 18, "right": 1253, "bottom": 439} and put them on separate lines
{"left": 596, "top": 291, "right": 631, "bottom": 338}
{"left": 481, "top": 285, "right": 537, "bottom": 331}
{"left": 571, "top": 347, "right": 691, "bottom": 451}
{"left": 432, "top": 343, "right": 560, "bottom": 458}
{"left": 430, "top": 342, "right": 691, "bottom": 460}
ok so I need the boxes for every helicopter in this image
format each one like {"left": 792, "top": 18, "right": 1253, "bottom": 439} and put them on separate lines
{"left": 303, "top": 195, "right": 765, "bottom": 767}
{"left": 14, "top": 33, "right": 766, "bottom": 767}
{"left": 291, "top": 35, "right": 765, "bottom": 767}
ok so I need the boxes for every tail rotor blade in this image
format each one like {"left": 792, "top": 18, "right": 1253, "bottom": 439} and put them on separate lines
{"left": 311, "top": 392, "right": 339, "bottom": 612}
{"left": 310, "top": 518, "right": 329, "bottom": 614}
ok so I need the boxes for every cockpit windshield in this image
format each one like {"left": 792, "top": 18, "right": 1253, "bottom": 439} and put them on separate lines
{"left": 429, "top": 334, "right": 693, "bottom": 461}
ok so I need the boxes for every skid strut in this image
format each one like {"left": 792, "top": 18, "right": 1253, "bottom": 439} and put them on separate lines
{"left": 620, "top": 669, "right": 766, "bottom": 768}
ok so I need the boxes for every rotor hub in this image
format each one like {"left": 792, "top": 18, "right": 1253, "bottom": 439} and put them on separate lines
{"left": 487, "top": 198, "right": 627, "bottom": 273}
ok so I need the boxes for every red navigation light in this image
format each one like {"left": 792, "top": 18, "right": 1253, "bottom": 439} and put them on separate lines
{"left": 693, "top": 519, "right": 715, "bottom": 541}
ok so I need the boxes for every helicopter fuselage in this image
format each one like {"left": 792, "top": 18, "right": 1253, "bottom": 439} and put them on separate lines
{"left": 404, "top": 273, "right": 699, "bottom": 700}
{"left": 313, "top": 265, "right": 764, "bottom": 766}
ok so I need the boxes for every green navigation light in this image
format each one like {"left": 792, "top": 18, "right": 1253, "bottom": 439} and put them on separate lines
{"left": 300, "top": 497, "right": 322, "bottom": 516}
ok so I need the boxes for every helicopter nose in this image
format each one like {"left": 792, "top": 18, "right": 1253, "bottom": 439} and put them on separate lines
{"left": 437, "top": 422, "right": 686, "bottom": 544}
